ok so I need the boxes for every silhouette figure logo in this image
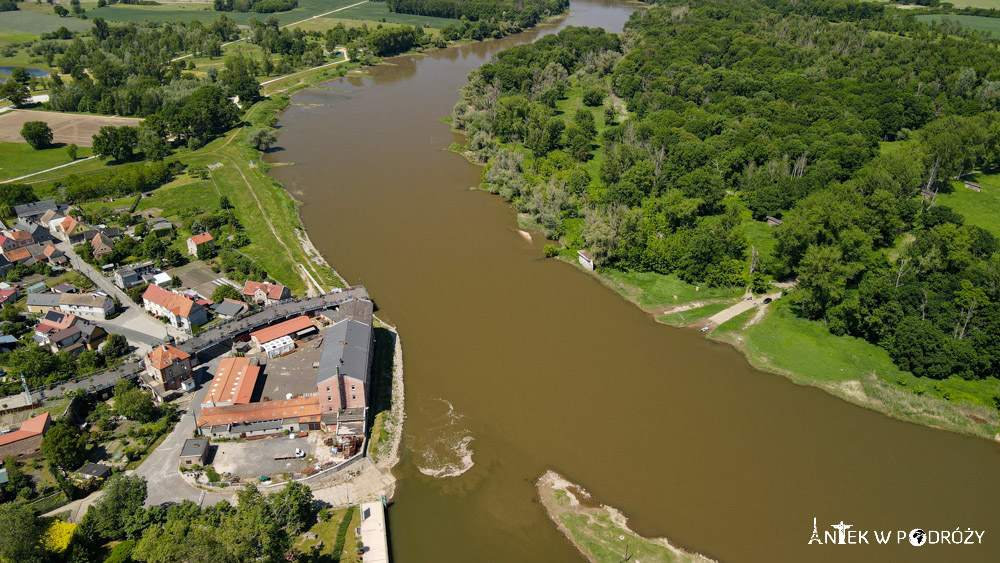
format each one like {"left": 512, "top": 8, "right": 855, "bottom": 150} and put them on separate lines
{"left": 909, "top": 529, "right": 926, "bottom": 546}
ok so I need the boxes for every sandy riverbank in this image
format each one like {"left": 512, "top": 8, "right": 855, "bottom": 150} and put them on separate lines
{"left": 537, "top": 471, "right": 714, "bottom": 563}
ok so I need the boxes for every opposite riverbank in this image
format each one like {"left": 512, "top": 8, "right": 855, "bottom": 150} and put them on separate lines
{"left": 537, "top": 471, "right": 714, "bottom": 563}
{"left": 575, "top": 261, "right": 1000, "bottom": 441}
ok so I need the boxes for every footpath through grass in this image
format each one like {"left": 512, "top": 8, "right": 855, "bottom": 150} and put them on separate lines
{"left": 0, "top": 142, "right": 93, "bottom": 182}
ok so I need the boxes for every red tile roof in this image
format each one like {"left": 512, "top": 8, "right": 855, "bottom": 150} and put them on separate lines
{"left": 142, "top": 284, "right": 196, "bottom": 317}
{"left": 0, "top": 289, "right": 16, "bottom": 304}
{"left": 189, "top": 232, "right": 213, "bottom": 245}
{"left": 0, "top": 412, "right": 50, "bottom": 447}
{"left": 206, "top": 357, "right": 260, "bottom": 406}
{"left": 5, "top": 247, "right": 31, "bottom": 262}
{"left": 0, "top": 236, "right": 9, "bottom": 246}
{"left": 147, "top": 344, "right": 191, "bottom": 370}
{"left": 60, "top": 216, "right": 79, "bottom": 234}
{"left": 250, "top": 315, "right": 313, "bottom": 345}
{"left": 197, "top": 396, "right": 321, "bottom": 428}
{"left": 242, "top": 281, "right": 288, "bottom": 301}
{"left": 5, "top": 230, "right": 31, "bottom": 243}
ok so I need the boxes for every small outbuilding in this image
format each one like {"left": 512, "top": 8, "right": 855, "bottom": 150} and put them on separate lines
{"left": 577, "top": 250, "right": 595, "bottom": 271}
{"left": 76, "top": 463, "right": 112, "bottom": 481}
{"left": 179, "top": 438, "right": 210, "bottom": 466}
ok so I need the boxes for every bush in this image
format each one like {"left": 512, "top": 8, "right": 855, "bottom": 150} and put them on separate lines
{"left": 543, "top": 244, "right": 558, "bottom": 258}
{"left": 247, "top": 127, "right": 277, "bottom": 151}
{"left": 21, "top": 121, "right": 53, "bottom": 149}
{"left": 582, "top": 88, "right": 603, "bottom": 107}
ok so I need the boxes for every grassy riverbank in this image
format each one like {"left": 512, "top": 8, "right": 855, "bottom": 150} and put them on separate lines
{"left": 537, "top": 471, "right": 713, "bottom": 563}
{"left": 580, "top": 259, "right": 1000, "bottom": 439}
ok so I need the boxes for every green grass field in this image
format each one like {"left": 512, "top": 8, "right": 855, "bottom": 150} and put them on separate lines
{"left": 936, "top": 172, "right": 1000, "bottom": 238}
{"left": 91, "top": 0, "right": 362, "bottom": 26}
{"left": 0, "top": 11, "right": 92, "bottom": 40}
{"left": 731, "top": 300, "right": 1000, "bottom": 421}
{"left": 0, "top": 142, "right": 93, "bottom": 182}
{"left": 915, "top": 14, "right": 1000, "bottom": 38}
{"left": 319, "top": 1, "right": 458, "bottom": 29}
{"left": 599, "top": 269, "right": 742, "bottom": 310}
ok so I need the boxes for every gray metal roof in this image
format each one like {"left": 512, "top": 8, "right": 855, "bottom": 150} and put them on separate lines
{"left": 180, "top": 438, "right": 210, "bottom": 458}
{"left": 316, "top": 318, "right": 373, "bottom": 386}
{"left": 14, "top": 199, "right": 59, "bottom": 219}
{"left": 26, "top": 293, "right": 60, "bottom": 307}
{"left": 212, "top": 300, "right": 246, "bottom": 317}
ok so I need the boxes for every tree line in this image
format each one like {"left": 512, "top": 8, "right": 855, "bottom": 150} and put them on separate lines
{"left": 384, "top": 0, "right": 569, "bottom": 40}
{"left": 453, "top": 0, "right": 1000, "bottom": 384}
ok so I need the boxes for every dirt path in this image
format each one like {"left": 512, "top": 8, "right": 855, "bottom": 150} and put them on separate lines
{"left": 705, "top": 292, "right": 782, "bottom": 327}
{"left": 225, "top": 154, "right": 324, "bottom": 296}
{"left": 3, "top": 155, "right": 97, "bottom": 183}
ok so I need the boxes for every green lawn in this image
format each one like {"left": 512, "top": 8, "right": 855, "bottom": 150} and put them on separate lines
{"left": 914, "top": 14, "right": 1000, "bottom": 38}
{"left": 295, "top": 508, "right": 362, "bottom": 563}
{"left": 91, "top": 0, "right": 363, "bottom": 26}
{"left": 0, "top": 142, "right": 93, "bottom": 182}
{"left": 599, "top": 269, "right": 742, "bottom": 310}
{"left": 135, "top": 178, "right": 220, "bottom": 219}
{"left": 936, "top": 172, "right": 1000, "bottom": 238}
{"left": 730, "top": 300, "right": 1000, "bottom": 433}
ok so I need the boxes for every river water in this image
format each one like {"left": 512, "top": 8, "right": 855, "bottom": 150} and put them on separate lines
{"left": 267, "top": 1, "right": 1000, "bottom": 560}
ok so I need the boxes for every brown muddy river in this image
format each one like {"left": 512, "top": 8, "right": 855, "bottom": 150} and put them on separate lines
{"left": 267, "top": 1, "right": 1000, "bottom": 560}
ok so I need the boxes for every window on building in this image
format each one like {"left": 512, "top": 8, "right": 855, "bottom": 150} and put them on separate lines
{"left": 327, "top": 396, "right": 332, "bottom": 401}
{"left": 351, "top": 395, "right": 356, "bottom": 401}
{"left": 326, "top": 386, "right": 331, "bottom": 392}
{"left": 350, "top": 385, "right": 356, "bottom": 390}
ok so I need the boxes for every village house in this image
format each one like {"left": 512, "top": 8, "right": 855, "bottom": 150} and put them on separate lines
{"left": 90, "top": 233, "right": 114, "bottom": 260}
{"left": 211, "top": 298, "right": 249, "bottom": 320}
{"left": 141, "top": 284, "right": 208, "bottom": 331}
{"left": 14, "top": 199, "right": 64, "bottom": 224}
{"left": 57, "top": 216, "right": 88, "bottom": 242}
{"left": 144, "top": 344, "right": 194, "bottom": 391}
{"left": 187, "top": 232, "right": 214, "bottom": 256}
{"left": 0, "top": 287, "right": 19, "bottom": 308}
{"left": 33, "top": 309, "right": 79, "bottom": 342}
{"left": 114, "top": 261, "right": 157, "bottom": 289}
{"left": 12, "top": 221, "right": 54, "bottom": 245}
{"left": 179, "top": 438, "right": 210, "bottom": 467}
{"left": 25, "top": 293, "right": 60, "bottom": 315}
{"left": 41, "top": 243, "right": 67, "bottom": 266}
{"left": 58, "top": 292, "right": 115, "bottom": 320}
{"left": 0, "top": 413, "right": 50, "bottom": 459}
{"left": 242, "top": 280, "right": 291, "bottom": 306}
{"left": 38, "top": 208, "right": 66, "bottom": 234}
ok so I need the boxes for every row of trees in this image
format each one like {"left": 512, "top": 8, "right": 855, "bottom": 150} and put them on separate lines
{"left": 387, "top": 0, "right": 569, "bottom": 32}
{"left": 454, "top": 0, "right": 1000, "bottom": 382}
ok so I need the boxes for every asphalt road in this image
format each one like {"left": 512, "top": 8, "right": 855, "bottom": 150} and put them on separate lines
{"left": 131, "top": 361, "right": 235, "bottom": 508}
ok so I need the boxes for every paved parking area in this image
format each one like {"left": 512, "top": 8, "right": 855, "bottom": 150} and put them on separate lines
{"left": 211, "top": 433, "right": 339, "bottom": 477}
{"left": 257, "top": 336, "right": 324, "bottom": 400}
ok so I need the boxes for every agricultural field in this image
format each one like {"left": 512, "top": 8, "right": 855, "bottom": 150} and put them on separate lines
{"left": 0, "top": 11, "right": 92, "bottom": 46}
{"left": 0, "top": 110, "right": 142, "bottom": 147}
{"left": 90, "top": 0, "right": 364, "bottom": 26}
{"left": 293, "top": 1, "right": 458, "bottom": 31}
{"left": 915, "top": 14, "right": 1000, "bottom": 37}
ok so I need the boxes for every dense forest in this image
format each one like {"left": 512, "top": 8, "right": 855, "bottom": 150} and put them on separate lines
{"left": 454, "top": 0, "right": 1000, "bottom": 383}
{"left": 385, "top": 0, "right": 569, "bottom": 40}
